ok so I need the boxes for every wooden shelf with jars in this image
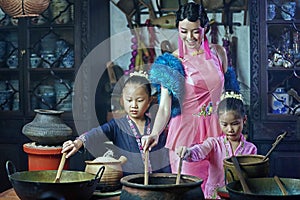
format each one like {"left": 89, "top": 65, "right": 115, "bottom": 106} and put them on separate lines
{"left": 0, "top": 0, "right": 77, "bottom": 118}
{"left": 0, "top": 0, "right": 111, "bottom": 193}
{"left": 250, "top": 0, "right": 300, "bottom": 178}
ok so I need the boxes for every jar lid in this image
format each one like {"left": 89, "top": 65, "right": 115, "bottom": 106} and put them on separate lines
{"left": 85, "top": 156, "right": 121, "bottom": 164}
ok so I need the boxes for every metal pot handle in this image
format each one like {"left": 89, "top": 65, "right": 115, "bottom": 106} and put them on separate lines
{"left": 6, "top": 160, "right": 17, "bottom": 177}
{"left": 87, "top": 166, "right": 105, "bottom": 187}
{"left": 94, "top": 166, "right": 105, "bottom": 181}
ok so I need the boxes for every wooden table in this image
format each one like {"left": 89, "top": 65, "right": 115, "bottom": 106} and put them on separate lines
{"left": 0, "top": 188, "right": 120, "bottom": 200}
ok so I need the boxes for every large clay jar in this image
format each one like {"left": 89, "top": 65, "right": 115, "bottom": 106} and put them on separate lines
{"left": 22, "top": 109, "right": 72, "bottom": 145}
{"left": 223, "top": 154, "right": 269, "bottom": 184}
{"left": 85, "top": 156, "right": 127, "bottom": 192}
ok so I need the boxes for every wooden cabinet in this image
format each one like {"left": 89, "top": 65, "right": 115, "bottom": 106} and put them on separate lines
{"left": 0, "top": 0, "right": 110, "bottom": 192}
{"left": 249, "top": 0, "right": 300, "bottom": 178}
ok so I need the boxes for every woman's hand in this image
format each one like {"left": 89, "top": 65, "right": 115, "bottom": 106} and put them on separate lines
{"left": 61, "top": 139, "right": 83, "bottom": 158}
{"left": 141, "top": 134, "right": 159, "bottom": 152}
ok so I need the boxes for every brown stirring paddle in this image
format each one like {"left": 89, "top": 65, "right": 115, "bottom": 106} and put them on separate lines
{"left": 274, "top": 176, "right": 288, "bottom": 195}
{"left": 231, "top": 156, "right": 252, "bottom": 194}
{"left": 176, "top": 148, "right": 184, "bottom": 185}
{"left": 54, "top": 152, "right": 67, "bottom": 183}
{"left": 144, "top": 150, "right": 149, "bottom": 185}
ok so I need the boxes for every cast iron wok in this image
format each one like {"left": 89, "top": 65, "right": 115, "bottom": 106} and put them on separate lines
{"left": 6, "top": 160, "right": 105, "bottom": 200}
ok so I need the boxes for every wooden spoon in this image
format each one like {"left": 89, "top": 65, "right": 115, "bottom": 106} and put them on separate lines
{"left": 263, "top": 131, "right": 287, "bottom": 161}
{"left": 54, "top": 152, "right": 67, "bottom": 183}
{"left": 176, "top": 148, "right": 184, "bottom": 185}
{"left": 274, "top": 176, "right": 288, "bottom": 195}
{"left": 231, "top": 156, "right": 251, "bottom": 193}
{"left": 144, "top": 150, "right": 149, "bottom": 185}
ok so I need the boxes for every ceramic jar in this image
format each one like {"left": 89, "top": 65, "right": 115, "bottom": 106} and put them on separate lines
{"left": 6, "top": 54, "right": 18, "bottom": 68}
{"left": 30, "top": 53, "right": 41, "bottom": 68}
{"left": 271, "top": 87, "right": 293, "bottom": 114}
{"left": 281, "top": 2, "right": 296, "bottom": 20}
{"left": 51, "top": 0, "right": 70, "bottom": 24}
{"left": 62, "top": 49, "right": 74, "bottom": 68}
{"left": 38, "top": 85, "right": 56, "bottom": 109}
{"left": 267, "top": 4, "right": 276, "bottom": 20}
{"left": 41, "top": 51, "right": 56, "bottom": 68}
{"left": 22, "top": 109, "right": 73, "bottom": 145}
{"left": 85, "top": 156, "right": 127, "bottom": 192}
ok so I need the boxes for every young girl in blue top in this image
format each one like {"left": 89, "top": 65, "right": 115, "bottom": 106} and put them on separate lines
{"left": 62, "top": 72, "right": 171, "bottom": 175}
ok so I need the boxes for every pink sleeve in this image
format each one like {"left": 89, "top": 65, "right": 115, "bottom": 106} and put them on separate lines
{"left": 187, "top": 137, "right": 217, "bottom": 162}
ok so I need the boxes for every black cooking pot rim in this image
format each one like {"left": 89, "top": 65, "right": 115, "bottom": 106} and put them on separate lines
{"left": 224, "top": 155, "right": 269, "bottom": 166}
{"left": 120, "top": 173, "right": 203, "bottom": 189}
{"left": 226, "top": 177, "right": 300, "bottom": 197}
{"left": 9, "top": 170, "right": 99, "bottom": 183}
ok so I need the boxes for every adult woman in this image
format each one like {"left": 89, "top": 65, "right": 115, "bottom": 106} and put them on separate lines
{"left": 142, "top": 2, "right": 227, "bottom": 191}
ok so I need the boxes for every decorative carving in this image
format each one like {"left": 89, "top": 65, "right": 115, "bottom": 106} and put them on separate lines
{"left": 249, "top": 0, "right": 260, "bottom": 121}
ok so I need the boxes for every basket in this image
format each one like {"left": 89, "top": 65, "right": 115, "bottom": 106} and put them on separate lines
{"left": 0, "top": 0, "right": 50, "bottom": 18}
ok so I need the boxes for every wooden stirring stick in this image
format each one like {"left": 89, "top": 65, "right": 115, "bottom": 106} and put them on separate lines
{"left": 231, "top": 156, "right": 251, "bottom": 193}
{"left": 176, "top": 148, "right": 184, "bottom": 185}
{"left": 54, "top": 152, "right": 67, "bottom": 183}
{"left": 274, "top": 176, "right": 288, "bottom": 195}
{"left": 144, "top": 150, "right": 149, "bottom": 185}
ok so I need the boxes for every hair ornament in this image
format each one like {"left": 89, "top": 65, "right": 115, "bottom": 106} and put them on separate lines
{"left": 221, "top": 91, "right": 244, "bottom": 102}
{"left": 129, "top": 70, "right": 149, "bottom": 80}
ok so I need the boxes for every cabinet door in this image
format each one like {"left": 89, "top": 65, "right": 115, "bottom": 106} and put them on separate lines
{"left": 0, "top": 25, "right": 20, "bottom": 113}
{"left": 262, "top": 1, "right": 300, "bottom": 120}
{"left": 0, "top": 0, "right": 77, "bottom": 116}
{"left": 250, "top": 0, "right": 300, "bottom": 178}
{"left": 264, "top": 0, "right": 300, "bottom": 121}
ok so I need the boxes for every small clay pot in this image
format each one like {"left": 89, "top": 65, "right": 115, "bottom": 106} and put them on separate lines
{"left": 85, "top": 156, "right": 127, "bottom": 192}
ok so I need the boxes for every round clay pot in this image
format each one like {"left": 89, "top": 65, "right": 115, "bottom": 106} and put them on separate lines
{"left": 85, "top": 156, "right": 127, "bottom": 192}
{"left": 22, "top": 109, "right": 73, "bottom": 145}
{"left": 223, "top": 154, "right": 270, "bottom": 184}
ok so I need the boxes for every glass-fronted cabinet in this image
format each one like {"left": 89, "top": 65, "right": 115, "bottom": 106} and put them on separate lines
{"left": 0, "top": 0, "right": 75, "bottom": 115}
{"left": 265, "top": 0, "right": 300, "bottom": 119}
{"left": 250, "top": 0, "right": 300, "bottom": 178}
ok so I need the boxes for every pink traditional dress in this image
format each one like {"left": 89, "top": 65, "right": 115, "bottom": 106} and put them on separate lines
{"left": 186, "top": 134, "right": 257, "bottom": 198}
{"left": 149, "top": 37, "right": 224, "bottom": 192}
{"left": 170, "top": 47, "right": 224, "bottom": 188}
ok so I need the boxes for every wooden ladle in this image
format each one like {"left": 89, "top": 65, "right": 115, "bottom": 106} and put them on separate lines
{"left": 176, "top": 148, "right": 184, "bottom": 185}
{"left": 263, "top": 131, "right": 287, "bottom": 161}
{"left": 231, "top": 156, "right": 252, "bottom": 194}
{"left": 144, "top": 150, "right": 149, "bottom": 185}
{"left": 54, "top": 152, "right": 67, "bottom": 183}
{"left": 274, "top": 176, "right": 288, "bottom": 195}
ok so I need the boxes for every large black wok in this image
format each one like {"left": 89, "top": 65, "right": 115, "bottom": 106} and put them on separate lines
{"left": 6, "top": 160, "right": 105, "bottom": 200}
{"left": 226, "top": 177, "right": 300, "bottom": 200}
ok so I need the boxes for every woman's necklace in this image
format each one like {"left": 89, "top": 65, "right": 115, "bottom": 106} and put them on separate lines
{"left": 191, "top": 49, "right": 204, "bottom": 56}
{"left": 127, "top": 115, "right": 152, "bottom": 173}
